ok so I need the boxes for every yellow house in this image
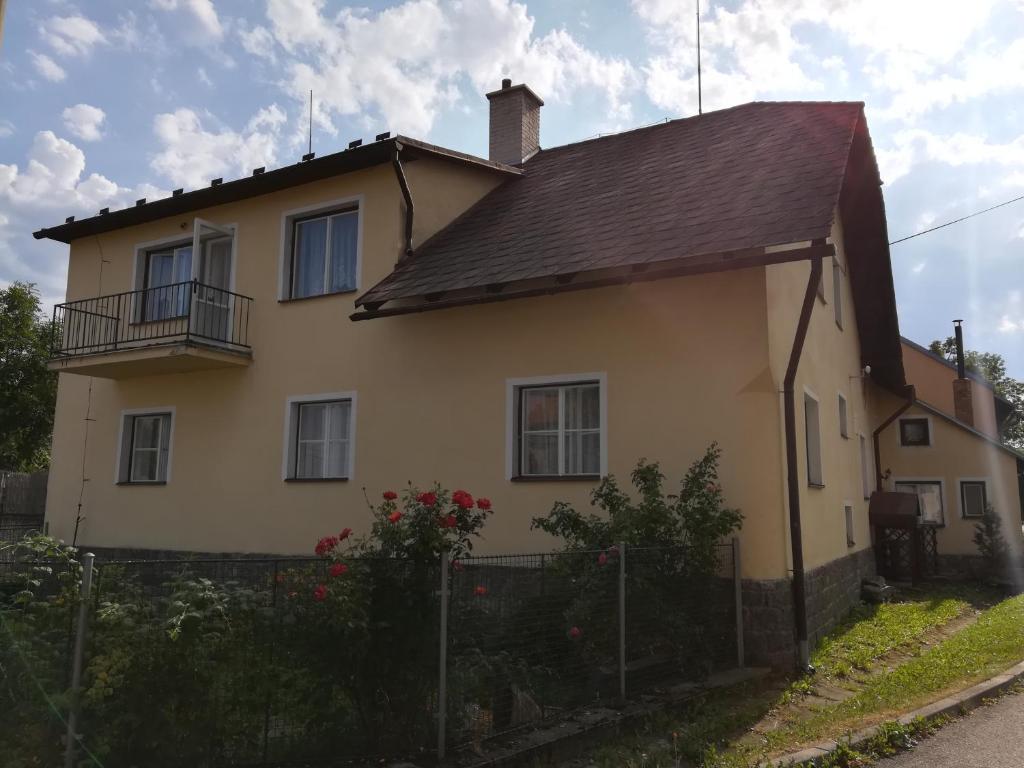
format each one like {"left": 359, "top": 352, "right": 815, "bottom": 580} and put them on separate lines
{"left": 34, "top": 81, "right": 1017, "bottom": 666}
{"left": 875, "top": 333, "right": 1024, "bottom": 575}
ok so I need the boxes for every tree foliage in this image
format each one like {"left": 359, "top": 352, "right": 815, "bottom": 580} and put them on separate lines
{"left": 972, "top": 503, "right": 1010, "bottom": 581}
{"left": 928, "top": 337, "right": 1023, "bottom": 449}
{"left": 0, "top": 282, "right": 57, "bottom": 470}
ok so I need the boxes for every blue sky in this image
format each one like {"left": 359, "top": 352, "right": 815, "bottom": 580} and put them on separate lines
{"left": 1, "top": 0, "right": 1022, "bottom": 375}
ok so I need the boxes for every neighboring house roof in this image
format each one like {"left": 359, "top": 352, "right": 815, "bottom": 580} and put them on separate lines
{"left": 354, "top": 101, "right": 906, "bottom": 392}
{"left": 33, "top": 136, "right": 520, "bottom": 244}
{"left": 914, "top": 399, "right": 1024, "bottom": 460}
{"left": 901, "top": 336, "right": 1009, "bottom": 401}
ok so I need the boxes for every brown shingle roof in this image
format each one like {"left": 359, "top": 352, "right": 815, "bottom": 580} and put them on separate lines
{"left": 356, "top": 101, "right": 863, "bottom": 307}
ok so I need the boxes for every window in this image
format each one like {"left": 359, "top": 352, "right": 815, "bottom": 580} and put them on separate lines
{"left": 844, "top": 505, "right": 855, "bottom": 548}
{"left": 804, "top": 393, "right": 823, "bottom": 487}
{"left": 859, "top": 434, "right": 872, "bottom": 499}
{"left": 895, "top": 480, "right": 944, "bottom": 526}
{"left": 960, "top": 481, "right": 988, "bottom": 519}
{"left": 899, "top": 417, "right": 931, "bottom": 447}
{"left": 512, "top": 379, "right": 603, "bottom": 478}
{"left": 142, "top": 244, "right": 192, "bottom": 321}
{"left": 285, "top": 397, "right": 354, "bottom": 480}
{"left": 117, "top": 411, "right": 173, "bottom": 484}
{"left": 288, "top": 207, "right": 359, "bottom": 298}
{"left": 837, "top": 393, "right": 849, "bottom": 438}
{"left": 832, "top": 257, "right": 843, "bottom": 329}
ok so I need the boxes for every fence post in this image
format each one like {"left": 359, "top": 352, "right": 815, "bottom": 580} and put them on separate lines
{"left": 732, "top": 537, "right": 744, "bottom": 669}
{"left": 437, "top": 548, "right": 450, "bottom": 761}
{"left": 65, "top": 552, "right": 95, "bottom": 768}
{"left": 618, "top": 541, "right": 627, "bottom": 702}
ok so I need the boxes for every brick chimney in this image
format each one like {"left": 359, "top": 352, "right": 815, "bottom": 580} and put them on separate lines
{"left": 952, "top": 319, "right": 974, "bottom": 427}
{"left": 486, "top": 78, "right": 544, "bottom": 166}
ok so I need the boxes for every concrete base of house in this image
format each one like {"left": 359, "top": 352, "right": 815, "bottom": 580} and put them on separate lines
{"left": 742, "top": 547, "right": 876, "bottom": 670}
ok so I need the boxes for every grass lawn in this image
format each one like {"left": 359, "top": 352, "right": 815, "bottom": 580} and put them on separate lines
{"left": 573, "top": 583, "right": 1022, "bottom": 768}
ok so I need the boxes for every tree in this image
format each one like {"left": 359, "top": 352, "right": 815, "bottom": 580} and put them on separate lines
{"left": 929, "top": 337, "right": 1024, "bottom": 450}
{"left": 0, "top": 283, "right": 58, "bottom": 470}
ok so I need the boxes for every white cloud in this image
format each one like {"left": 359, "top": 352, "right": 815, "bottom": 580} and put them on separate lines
{"left": 0, "top": 120, "right": 14, "bottom": 138}
{"left": 198, "top": 67, "right": 214, "bottom": 87}
{"left": 149, "top": 104, "right": 287, "bottom": 188}
{"left": 29, "top": 51, "right": 67, "bottom": 82}
{"left": 239, "top": 23, "right": 277, "bottom": 61}
{"left": 878, "top": 129, "right": 1024, "bottom": 185}
{"left": 61, "top": 104, "right": 107, "bottom": 142}
{"left": 41, "top": 15, "right": 108, "bottom": 57}
{"left": 150, "top": 0, "right": 224, "bottom": 41}
{"left": 995, "top": 291, "right": 1023, "bottom": 333}
{"left": 260, "top": 0, "right": 636, "bottom": 138}
{"left": 911, "top": 261, "right": 927, "bottom": 275}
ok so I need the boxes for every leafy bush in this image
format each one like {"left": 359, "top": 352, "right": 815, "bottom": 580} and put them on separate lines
{"left": 530, "top": 444, "right": 742, "bottom": 676}
{"left": 973, "top": 503, "right": 1010, "bottom": 580}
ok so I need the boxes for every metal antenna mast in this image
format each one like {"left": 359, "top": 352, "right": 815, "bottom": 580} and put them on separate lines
{"left": 697, "top": 1, "right": 703, "bottom": 115}
{"left": 308, "top": 90, "right": 313, "bottom": 155}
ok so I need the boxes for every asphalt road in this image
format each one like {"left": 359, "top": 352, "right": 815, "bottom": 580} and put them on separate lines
{"left": 878, "top": 692, "right": 1024, "bottom": 767}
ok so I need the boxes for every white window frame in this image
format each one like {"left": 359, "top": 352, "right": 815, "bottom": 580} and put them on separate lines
{"left": 505, "top": 373, "right": 608, "bottom": 480}
{"left": 282, "top": 392, "right": 357, "bottom": 480}
{"left": 843, "top": 502, "right": 855, "bottom": 548}
{"left": 837, "top": 392, "right": 849, "bottom": 439}
{"left": 278, "top": 196, "right": 364, "bottom": 301}
{"left": 859, "top": 433, "right": 872, "bottom": 500}
{"left": 804, "top": 388, "right": 823, "bottom": 487}
{"left": 957, "top": 478, "right": 990, "bottom": 520}
{"left": 832, "top": 255, "right": 844, "bottom": 329}
{"left": 114, "top": 407, "right": 176, "bottom": 484}
{"left": 898, "top": 415, "right": 933, "bottom": 448}
{"left": 894, "top": 477, "right": 946, "bottom": 526}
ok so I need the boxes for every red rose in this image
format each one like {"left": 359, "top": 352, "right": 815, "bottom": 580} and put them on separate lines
{"left": 388, "top": 510, "right": 403, "bottom": 523}
{"left": 476, "top": 497, "right": 492, "bottom": 510}
{"left": 608, "top": 545, "right": 620, "bottom": 558}
{"left": 452, "top": 560, "right": 464, "bottom": 572}
{"left": 275, "top": 572, "right": 285, "bottom": 583}
{"left": 314, "top": 536, "right": 338, "bottom": 556}
{"left": 439, "top": 514, "right": 457, "bottom": 529}
{"left": 598, "top": 553, "right": 608, "bottom": 566}
{"left": 329, "top": 563, "right": 349, "bottom": 577}
{"left": 473, "top": 585, "right": 487, "bottom": 597}
{"left": 452, "top": 490, "right": 474, "bottom": 509}
{"left": 339, "top": 527, "right": 353, "bottom": 541}
{"left": 313, "top": 584, "right": 327, "bottom": 601}
{"left": 569, "top": 626, "right": 582, "bottom": 639}
{"left": 416, "top": 491, "right": 438, "bottom": 507}
{"left": 383, "top": 490, "right": 398, "bottom": 501}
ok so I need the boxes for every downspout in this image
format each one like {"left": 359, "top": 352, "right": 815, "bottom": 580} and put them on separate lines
{"left": 872, "top": 384, "right": 916, "bottom": 491}
{"left": 392, "top": 143, "right": 414, "bottom": 260}
{"left": 783, "top": 253, "right": 823, "bottom": 671}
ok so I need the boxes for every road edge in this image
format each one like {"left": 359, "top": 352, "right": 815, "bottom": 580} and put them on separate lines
{"left": 761, "top": 659, "right": 1024, "bottom": 767}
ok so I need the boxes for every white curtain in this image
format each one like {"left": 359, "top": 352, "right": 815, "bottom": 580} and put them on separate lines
{"left": 293, "top": 219, "right": 328, "bottom": 298}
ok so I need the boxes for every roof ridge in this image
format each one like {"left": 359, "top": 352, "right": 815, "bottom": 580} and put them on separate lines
{"left": 531, "top": 100, "right": 866, "bottom": 158}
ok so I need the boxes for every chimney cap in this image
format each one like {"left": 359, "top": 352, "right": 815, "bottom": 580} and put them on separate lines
{"left": 486, "top": 80, "right": 544, "bottom": 106}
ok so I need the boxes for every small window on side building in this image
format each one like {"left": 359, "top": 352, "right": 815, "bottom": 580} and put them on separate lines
{"left": 844, "top": 505, "right": 855, "bottom": 548}
{"left": 899, "top": 417, "right": 930, "bottom": 447}
{"left": 960, "top": 481, "right": 987, "bottom": 519}
{"left": 516, "top": 381, "right": 602, "bottom": 477}
{"left": 804, "top": 393, "right": 823, "bottom": 487}
{"left": 838, "top": 393, "right": 849, "bottom": 438}
{"left": 832, "top": 257, "right": 843, "bottom": 329}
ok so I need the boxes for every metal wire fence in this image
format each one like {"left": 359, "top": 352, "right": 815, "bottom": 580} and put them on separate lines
{"left": 0, "top": 541, "right": 741, "bottom": 767}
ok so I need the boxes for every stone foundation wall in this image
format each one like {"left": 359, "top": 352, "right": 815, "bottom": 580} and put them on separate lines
{"left": 742, "top": 547, "right": 876, "bottom": 669}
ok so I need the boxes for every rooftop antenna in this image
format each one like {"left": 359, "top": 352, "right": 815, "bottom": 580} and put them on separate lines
{"left": 696, "top": 1, "right": 703, "bottom": 115}
{"left": 308, "top": 89, "right": 313, "bottom": 156}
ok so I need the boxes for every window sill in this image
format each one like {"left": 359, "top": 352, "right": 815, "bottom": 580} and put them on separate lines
{"left": 808, "top": 482, "right": 826, "bottom": 489}
{"left": 511, "top": 474, "right": 602, "bottom": 483}
{"left": 285, "top": 476, "right": 349, "bottom": 483}
{"left": 899, "top": 443, "right": 932, "bottom": 448}
{"left": 279, "top": 288, "right": 358, "bottom": 304}
{"left": 116, "top": 481, "right": 167, "bottom": 486}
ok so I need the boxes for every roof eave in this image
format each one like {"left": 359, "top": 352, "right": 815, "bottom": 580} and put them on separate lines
{"left": 34, "top": 138, "right": 520, "bottom": 245}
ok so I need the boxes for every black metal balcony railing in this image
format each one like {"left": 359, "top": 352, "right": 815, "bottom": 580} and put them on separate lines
{"left": 51, "top": 281, "right": 253, "bottom": 358}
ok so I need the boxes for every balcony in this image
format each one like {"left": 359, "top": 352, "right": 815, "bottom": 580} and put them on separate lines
{"left": 49, "top": 281, "right": 253, "bottom": 379}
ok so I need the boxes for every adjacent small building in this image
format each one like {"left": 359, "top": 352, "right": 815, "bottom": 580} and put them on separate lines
{"left": 34, "top": 81, "right": 1021, "bottom": 667}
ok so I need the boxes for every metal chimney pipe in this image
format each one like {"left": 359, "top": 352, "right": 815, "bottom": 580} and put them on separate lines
{"left": 953, "top": 319, "right": 966, "bottom": 379}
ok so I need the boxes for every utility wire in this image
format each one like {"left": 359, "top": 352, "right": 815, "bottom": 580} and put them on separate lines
{"left": 889, "top": 193, "right": 1024, "bottom": 245}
